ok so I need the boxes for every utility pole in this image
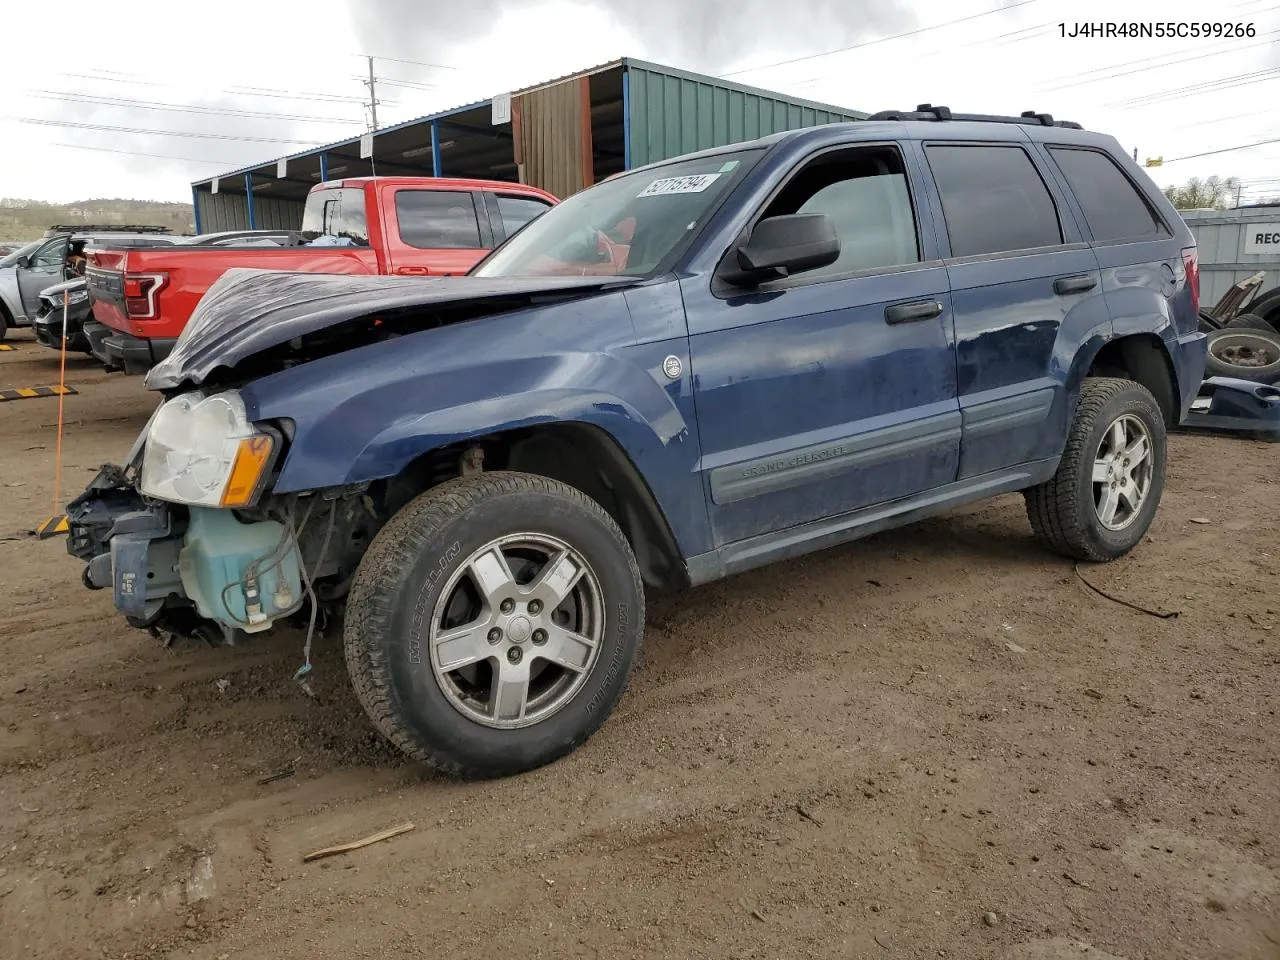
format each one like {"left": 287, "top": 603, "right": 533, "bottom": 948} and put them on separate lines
{"left": 364, "top": 55, "right": 380, "bottom": 131}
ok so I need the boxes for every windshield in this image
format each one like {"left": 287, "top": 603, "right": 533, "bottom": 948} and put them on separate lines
{"left": 0, "top": 240, "right": 42, "bottom": 268}
{"left": 473, "top": 150, "right": 762, "bottom": 278}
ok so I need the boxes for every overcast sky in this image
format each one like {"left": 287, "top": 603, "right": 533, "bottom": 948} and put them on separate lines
{"left": 1, "top": 0, "right": 1277, "bottom": 206}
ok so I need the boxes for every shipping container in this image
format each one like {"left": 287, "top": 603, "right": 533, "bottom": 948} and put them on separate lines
{"left": 191, "top": 59, "right": 866, "bottom": 232}
{"left": 1182, "top": 205, "right": 1280, "bottom": 308}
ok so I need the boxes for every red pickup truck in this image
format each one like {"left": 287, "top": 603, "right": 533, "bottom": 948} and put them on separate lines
{"left": 85, "top": 177, "right": 558, "bottom": 373}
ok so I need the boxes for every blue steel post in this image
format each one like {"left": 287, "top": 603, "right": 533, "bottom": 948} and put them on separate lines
{"left": 319, "top": 152, "right": 329, "bottom": 182}
{"left": 191, "top": 185, "right": 203, "bottom": 234}
{"left": 431, "top": 121, "right": 442, "bottom": 177}
{"left": 244, "top": 173, "right": 256, "bottom": 229}
{"left": 622, "top": 69, "right": 631, "bottom": 170}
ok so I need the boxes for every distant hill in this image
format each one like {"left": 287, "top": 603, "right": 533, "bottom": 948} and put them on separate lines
{"left": 0, "top": 198, "right": 195, "bottom": 242}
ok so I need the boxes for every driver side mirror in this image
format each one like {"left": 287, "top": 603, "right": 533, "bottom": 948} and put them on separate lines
{"left": 722, "top": 213, "right": 840, "bottom": 286}
{"left": 16, "top": 256, "right": 29, "bottom": 269}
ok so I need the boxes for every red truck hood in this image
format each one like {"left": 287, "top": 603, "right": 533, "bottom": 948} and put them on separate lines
{"left": 144, "top": 268, "right": 638, "bottom": 391}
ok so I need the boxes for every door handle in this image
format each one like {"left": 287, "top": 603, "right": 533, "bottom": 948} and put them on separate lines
{"left": 394, "top": 266, "right": 431, "bottom": 276}
{"left": 884, "top": 300, "right": 944, "bottom": 325}
{"left": 1053, "top": 274, "right": 1097, "bottom": 295}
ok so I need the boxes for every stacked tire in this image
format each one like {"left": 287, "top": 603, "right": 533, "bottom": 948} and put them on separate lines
{"left": 1206, "top": 293, "right": 1280, "bottom": 384}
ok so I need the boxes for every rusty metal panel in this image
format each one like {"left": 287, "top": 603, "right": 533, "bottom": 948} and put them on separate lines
{"left": 516, "top": 77, "right": 591, "bottom": 199}
{"left": 625, "top": 62, "right": 864, "bottom": 168}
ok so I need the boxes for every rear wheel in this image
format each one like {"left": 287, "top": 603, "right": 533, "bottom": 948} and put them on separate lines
{"left": 1025, "top": 377, "right": 1166, "bottom": 562}
{"left": 344, "top": 471, "right": 645, "bottom": 779}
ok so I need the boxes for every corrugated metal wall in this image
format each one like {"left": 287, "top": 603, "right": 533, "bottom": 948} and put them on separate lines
{"left": 626, "top": 65, "right": 863, "bottom": 168}
{"left": 196, "top": 192, "right": 305, "bottom": 233}
{"left": 1183, "top": 208, "right": 1280, "bottom": 306}
{"left": 516, "top": 78, "right": 591, "bottom": 198}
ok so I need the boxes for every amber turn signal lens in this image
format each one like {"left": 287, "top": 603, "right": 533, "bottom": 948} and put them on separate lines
{"left": 220, "top": 434, "right": 275, "bottom": 507}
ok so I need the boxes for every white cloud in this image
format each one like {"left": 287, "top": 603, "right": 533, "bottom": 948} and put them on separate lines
{"left": 0, "top": 0, "right": 1276, "bottom": 204}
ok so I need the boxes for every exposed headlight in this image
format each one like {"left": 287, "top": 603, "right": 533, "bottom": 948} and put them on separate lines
{"left": 42, "top": 289, "right": 88, "bottom": 308}
{"left": 139, "top": 391, "right": 276, "bottom": 507}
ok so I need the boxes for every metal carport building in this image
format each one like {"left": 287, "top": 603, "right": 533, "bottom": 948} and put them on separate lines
{"left": 191, "top": 58, "right": 867, "bottom": 233}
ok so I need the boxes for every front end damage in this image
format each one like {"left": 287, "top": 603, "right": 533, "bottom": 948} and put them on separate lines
{"left": 66, "top": 269, "right": 629, "bottom": 644}
{"left": 67, "top": 449, "right": 378, "bottom": 646}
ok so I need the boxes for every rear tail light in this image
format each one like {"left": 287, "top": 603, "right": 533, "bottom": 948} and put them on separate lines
{"left": 1182, "top": 247, "right": 1199, "bottom": 314}
{"left": 123, "top": 272, "right": 168, "bottom": 319}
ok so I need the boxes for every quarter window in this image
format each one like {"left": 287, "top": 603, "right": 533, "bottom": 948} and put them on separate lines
{"left": 496, "top": 195, "right": 552, "bottom": 237}
{"left": 925, "top": 145, "right": 1063, "bottom": 257}
{"left": 1049, "top": 147, "right": 1166, "bottom": 243}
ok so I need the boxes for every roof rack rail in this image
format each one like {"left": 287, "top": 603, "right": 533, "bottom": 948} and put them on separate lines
{"left": 865, "top": 104, "right": 1083, "bottom": 130}
{"left": 42, "top": 224, "right": 174, "bottom": 237}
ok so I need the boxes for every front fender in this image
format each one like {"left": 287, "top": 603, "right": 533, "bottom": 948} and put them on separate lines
{"left": 239, "top": 300, "right": 711, "bottom": 558}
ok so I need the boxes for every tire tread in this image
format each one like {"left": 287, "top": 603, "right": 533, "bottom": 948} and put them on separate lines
{"left": 1025, "top": 377, "right": 1161, "bottom": 563}
{"left": 343, "top": 471, "right": 643, "bottom": 778}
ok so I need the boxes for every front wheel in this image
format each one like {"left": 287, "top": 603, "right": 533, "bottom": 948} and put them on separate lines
{"left": 344, "top": 471, "right": 645, "bottom": 778}
{"left": 1025, "top": 377, "right": 1167, "bottom": 562}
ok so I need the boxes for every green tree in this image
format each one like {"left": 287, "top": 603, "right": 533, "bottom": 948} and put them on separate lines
{"left": 1162, "top": 176, "right": 1242, "bottom": 210}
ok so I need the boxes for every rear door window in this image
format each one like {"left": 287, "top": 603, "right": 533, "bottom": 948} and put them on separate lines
{"left": 395, "top": 190, "right": 483, "bottom": 249}
{"left": 300, "top": 188, "right": 370, "bottom": 246}
{"left": 925, "top": 144, "right": 1064, "bottom": 257}
{"left": 1048, "top": 147, "right": 1167, "bottom": 243}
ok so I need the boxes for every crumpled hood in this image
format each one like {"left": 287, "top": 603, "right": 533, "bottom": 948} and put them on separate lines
{"left": 145, "top": 268, "right": 636, "bottom": 390}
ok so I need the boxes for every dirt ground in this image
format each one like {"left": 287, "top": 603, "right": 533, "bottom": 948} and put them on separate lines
{"left": 0, "top": 327, "right": 1277, "bottom": 960}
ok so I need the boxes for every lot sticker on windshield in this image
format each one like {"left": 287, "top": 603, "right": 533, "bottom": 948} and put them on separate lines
{"left": 637, "top": 173, "right": 721, "bottom": 198}
{"left": 718, "top": 160, "right": 740, "bottom": 173}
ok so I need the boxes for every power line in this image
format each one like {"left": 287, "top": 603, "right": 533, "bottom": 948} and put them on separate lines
{"left": 366, "top": 75, "right": 444, "bottom": 92}
{"left": 50, "top": 142, "right": 243, "bottom": 165}
{"left": 56, "top": 70, "right": 384, "bottom": 106}
{"left": 719, "top": 0, "right": 1042, "bottom": 77}
{"left": 1036, "top": 30, "right": 1280, "bottom": 93}
{"left": 5, "top": 116, "right": 325, "bottom": 145}
{"left": 1113, "top": 68, "right": 1280, "bottom": 107}
{"left": 26, "top": 90, "right": 363, "bottom": 125}
{"left": 362, "top": 54, "right": 460, "bottom": 72}
{"left": 1161, "top": 135, "right": 1280, "bottom": 163}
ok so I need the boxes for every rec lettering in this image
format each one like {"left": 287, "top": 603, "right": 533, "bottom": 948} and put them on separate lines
{"left": 1255, "top": 232, "right": 1280, "bottom": 245}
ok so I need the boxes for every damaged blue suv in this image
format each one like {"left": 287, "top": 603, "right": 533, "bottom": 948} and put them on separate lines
{"left": 66, "top": 106, "right": 1208, "bottom": 778}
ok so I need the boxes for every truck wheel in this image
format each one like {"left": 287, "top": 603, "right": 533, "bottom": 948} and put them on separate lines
{"left": 1204, "top": 328, "right": 1280, "bottom": 382}
{"left": 1224, "top": 312, "right": 1278, "bottom": 332}
{"left": 1025, "top": 377, "right": 1166, "bottom": 562}
{"left": 344, "top": 471, "right": 645, "bottom": 778}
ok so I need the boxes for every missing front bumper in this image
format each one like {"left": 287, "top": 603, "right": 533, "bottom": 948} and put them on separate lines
{"left": 68, "top": 465, "right": 306, "bottom": 636}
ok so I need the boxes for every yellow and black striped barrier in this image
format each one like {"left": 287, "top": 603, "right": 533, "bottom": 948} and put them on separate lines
{"left": 0, "top": 385, "right": 76, "bottom": 402}
{"left": 34, "top": 515, "right": 69, "bottom": 539}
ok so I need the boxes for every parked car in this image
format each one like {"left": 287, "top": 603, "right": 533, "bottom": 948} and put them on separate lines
{"left": 66, "top": 107, "right": 1208, "bottom": 779}
{"left": 180, "top": 230, "right": 302, "bottom": 247}
{"left": 83, "top": 178, "right": 558, "bottom": 373}
{"left": 32, "top": 277, "right": 93, "bottom": 353}
{"left": 0, "top": 230, "right": 181, "bottom": 340}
